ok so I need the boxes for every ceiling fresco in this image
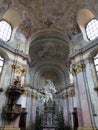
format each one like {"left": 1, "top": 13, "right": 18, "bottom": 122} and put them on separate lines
{"left": 16, "top": 0, "right": 83, "bottom": 40}
{"left": 0, "top": 0, "right": 98, "bottom": 45}
{"left": 1, "top": 0, "right": 98, "bottom": 41}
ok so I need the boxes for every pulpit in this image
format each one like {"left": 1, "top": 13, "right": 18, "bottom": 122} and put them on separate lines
{"left": 2, "top": 81, "right": 25, "bottom": 130}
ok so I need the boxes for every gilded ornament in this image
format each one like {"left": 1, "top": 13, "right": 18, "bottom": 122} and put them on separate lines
{"left": 11, "top": 65, "right": 26, "bottom": 75}
{"left": 71, "top": 64, "right": 85, "bottom": 75}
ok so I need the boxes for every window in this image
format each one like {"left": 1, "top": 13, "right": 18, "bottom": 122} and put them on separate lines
{"left": 94, "top": 53, "right": 98, "bottom": 77}
{"left": 0, "top": 20, "right": 12, "bottom": 42}
{"left": 0, "top": 56, "right": 4, "bottom": 76}
{"left": 86, "top": 19, "right": 98, "bottom": 41}
{"left": 77, "top": 9, "right": 98, "bottom": 42}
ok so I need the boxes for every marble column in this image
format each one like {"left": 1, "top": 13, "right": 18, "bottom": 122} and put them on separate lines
{"left": 72, "top": 64, "right": 97, "bottom": 130}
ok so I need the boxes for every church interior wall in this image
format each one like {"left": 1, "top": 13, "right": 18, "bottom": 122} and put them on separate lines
{"left": 0, "top": 1, "right": 98, "bottom": 130}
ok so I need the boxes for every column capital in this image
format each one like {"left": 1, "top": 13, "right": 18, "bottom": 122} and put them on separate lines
{"left": 71, "top": 64, "right": 85, "bottom": 75}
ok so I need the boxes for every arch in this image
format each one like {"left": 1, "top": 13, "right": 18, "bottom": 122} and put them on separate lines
{"left": 77, "top": 9, "right": 95, "bottom": 42}
{"left": 29, "top": 29, "right": 69, "bottom": 92}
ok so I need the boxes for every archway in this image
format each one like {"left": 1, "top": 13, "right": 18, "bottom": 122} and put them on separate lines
{"left": 29, "top": 29, "right": 70, "bottom": 129}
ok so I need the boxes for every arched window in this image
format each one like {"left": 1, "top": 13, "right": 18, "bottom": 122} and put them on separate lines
{"left": 0, "top": 20, "right": 12, "bottom": 42}
{"left": 94, "top": 53, "right": 98, "bottom": 77}
{"left": 77, "top": 9, "right": 98, "bottom": 42}
{"left": 86, "top": 19, "right": 98, "bottom": 41}
{"left": 0, "top": 56, "right": 4, "bottom": 76}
